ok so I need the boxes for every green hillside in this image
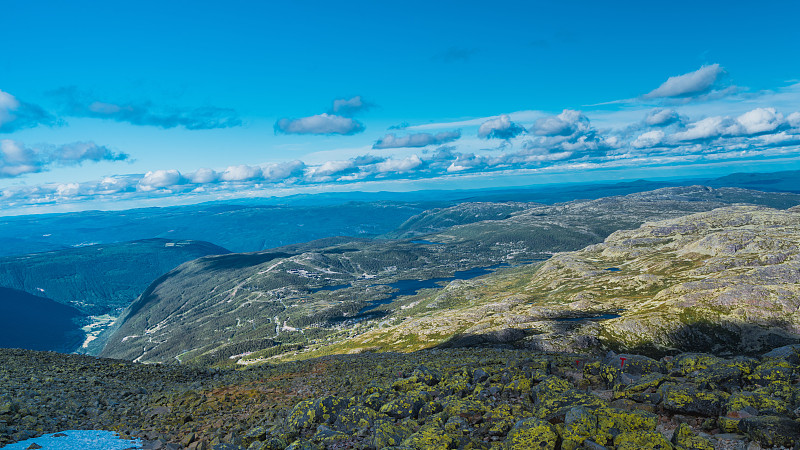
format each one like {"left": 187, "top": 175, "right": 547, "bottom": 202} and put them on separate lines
{"left": 100, "top": 186, "right": 800, "bottom": 365}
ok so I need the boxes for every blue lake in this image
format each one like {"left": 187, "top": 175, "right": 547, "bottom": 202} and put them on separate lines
{"left": 356, "top": 263, "right": 510, "bottom": 315}
{"left": 552, "top": 313, "right": 621, "bottom": 322}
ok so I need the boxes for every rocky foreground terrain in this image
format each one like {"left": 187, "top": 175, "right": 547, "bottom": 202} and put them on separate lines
{"left": 2, "top": 345, "right": 800, "bottom": 449}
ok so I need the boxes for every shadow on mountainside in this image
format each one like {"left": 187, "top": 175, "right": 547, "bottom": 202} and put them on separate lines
{"left": 436, "top": 317, "right": 800, "bottom": 359}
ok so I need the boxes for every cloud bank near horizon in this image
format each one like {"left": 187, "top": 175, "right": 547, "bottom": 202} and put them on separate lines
{"left": 4, "top": 101, "right": 800, "bottom": 211}
{"left": 3, "top": 65, "right": 800, "bottom": 213}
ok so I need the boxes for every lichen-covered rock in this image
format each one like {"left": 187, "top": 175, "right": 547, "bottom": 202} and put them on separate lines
{"left": 504, "top": 418, "right": 557, "bottom": 450}
{"left": 502, "top": 374, "right": 532, "bottom": 395}
{"left": 241, "top": 426, "right": 266, "bottom": 448}
{"left": 660, "top": 384, "right": 726, "bottom": 416}
{"left": 332, "top": 405, "right": 380, "bottom": 433}
{"left": 472, "top": 368, "right": 490, "bottom": 383}
{"left": 613, "top": 372, "right": 668, "bottom": 401}
{"left": 762, "top": 344, "right": 800, "bottom": 364}
{"left": 717, "top": 415, "right": 741, "bottom": 433}
{"left": 726, "top": 391, "right": 790, "bottom": 415}
{"left": 311, "top": 424, "right": 350, "bottom": 446}
{"left": 738, "top": 415, "right": 800, "bottom": 447}
{"left": 689, "top": 358, "right": 753, "bottom": 390}
{"left": 286, "top": 400, "right": 317, "bottom": 432}
{"left": 533, "top": 387, "right": 606, "bottom": 420}
{"left": 604, "top": 353, "right": 664, "bottom": 375}
{"left": 380, "top": 391, "right": 429, "bottom": 419}
{"left": 373, "top": 421, "right": 413, "bottom": 449}
{"left": 746, "top": 359, "right": 795, "bottom": 386}
{"left": 402, "top": 423, "right": 456, "bottom": 449}
{"left": 592, "top": 407, "right": 658, "bottom": 446}
{"left": 286, "top": 395, "right": 349, "bottom": 432}
{"left": 484, "top": 404, "right": 520, "bottom": 437}
{"left": 560, "top": 406, "right": 598, "bottom": 450}
{"left": 412, "top": 365, "right": 441, "bottom": 386}
{"left": 260, "top": 437, "right": 287, "bottom": 450}
{"left": 613, "top": 430, "right": 673, "bottom": 449}
{"left": 443, "top": 397, "right": 489, "bottom": 420}
{"left": 284, "top": 439, "right": 317, "bottom": 450}
{"left": 670, "top": 422, "right": 713, "bottom": 450}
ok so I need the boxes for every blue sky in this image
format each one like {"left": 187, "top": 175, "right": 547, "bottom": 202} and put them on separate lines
{"left": 2, "top": 0, "right": 800, "bottom": 214}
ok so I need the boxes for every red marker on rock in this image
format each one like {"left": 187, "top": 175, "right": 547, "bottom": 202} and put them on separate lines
{"left": 619, "top": 357, "right": 627, "bottom": 370}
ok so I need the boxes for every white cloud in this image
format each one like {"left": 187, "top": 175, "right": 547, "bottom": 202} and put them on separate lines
{"left": 736, "top": 107, "right": 784, "bottom": 135}
{"left": 98, "top": 176, "right": 136, "bottom": 194}
{"left": 0, "top": 139, "right": 127, "bottom": 178}
{"left": 373, "top": 155, "right": 423, "bottom": 173}
{"left": 671, "top": 116, "right": 739, "bottom": 141}
{"left": 188, "top": 168, "right": 218, "bottom": 184}
{"left": 632, "top": 130, "right": 666, "bottom": 149}
{"left": 788, "top": 112, "right": 800, "bottom": 128}
{"left": 644, "top": 108, "right": 681, "bottom": 127}
{"left": 56, "top": 183, "right": 80, "bottom": 197}
{"left": 304, "top": 160, "right": 355, "bottom": 179}
{"left": 262, "top": 160, "right": 305, "bottom": 181}
{"left": 330, "top": 96, "right": 372, "bottom": 117}
{"left": 138, "top": 169, "right": 182, "bottom": 191}
{"left": 478, "top": 115, "right": 524, "bottom": 139}
{"left": 275, "top": 113, "right": 364, "bottom": 135}
{"left": 53, "top": 141, "right": 128, "bottom": 164}
{"left": 220, "top": 164, "right": 262, "bottom": 182}
{"left": 0, "top": 89, "right": 57, "bottom": 133}
{"left": 672, "top": 107, "right": 787, "bottom": 142}
{"left": 643, "top": 64, "right": 725, "bottom": 99}
{"left": 373, "top": 131, "right": 461, "bottom": 149}
{"left": 531, "top": 110, "right": 590, "bottom": 136}
{"left": 0, "top": 91, "right": 21, "bottom": 127}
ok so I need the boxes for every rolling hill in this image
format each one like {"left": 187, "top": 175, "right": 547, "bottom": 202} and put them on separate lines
{"left": 99, "top": 186, "right": 800, "bottom": 364}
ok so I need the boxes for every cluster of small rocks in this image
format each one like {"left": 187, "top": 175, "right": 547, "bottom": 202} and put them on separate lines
{"left": 2, "top": 345, "right": 800, "bottom": 449}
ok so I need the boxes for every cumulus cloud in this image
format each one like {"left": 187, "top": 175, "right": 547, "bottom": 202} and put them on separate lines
{"left": 736, "top": 108, "right": 784, "bottom": 135}
{"left": 524, "top": 110, "right": 608, "bottom": 154}
{"left": 304, "top": 160, "right": 356, "bottom": 180}
{"left": 329, "top": 96, "right": 373, "bottom": 117}
{"left": 0, "top": 89, "right": 58, "bottom": 133}
{"left": 51, "top": 87, "right": 242, "bottom": 130}
{"left": 531, "top": 110, "right": 591, "bottom": 136}
{"left": 632, "top": 130, "right": 666, "bottom": 149}
{"left": 0, "top": 139, "right": 128, "bottom": 178}
{"left": 275, "top": 113, "right": 364, "bottom": 135}
{"left": 643, "top": 64, "right": 728, "bottom": 99}
{"left": 188, "top": 168, "right": 218, "bottom": 184}
{"left": 262, "top": 160, "right": 305, "bottom": 181}
{"left": 788, "top": 112, "right": 800, "bottom": 129}
{"left": 373, "top": 155, "right": 423, "bottom": 173}
{"left": 478, "top": 115, "right": 524, "bottom": 139}
{"left": 137, "top": 169, "right": 182, "bottom": 191}
{"left": 54, "top": 141, "right": 129, "bottom": 164}
{"left": 373, "top": 130, "right": 461, "bottom": 149}
{"left": 220, "top": 164, "right": 262, "bottom": 182}
{"left": 644, "top": 108, "right": 681, "bottom": 127}
{"left": 672, "top": 108, "right": 787, "bottom": 142}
